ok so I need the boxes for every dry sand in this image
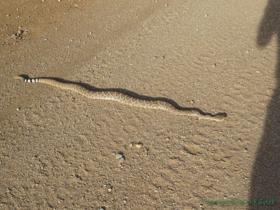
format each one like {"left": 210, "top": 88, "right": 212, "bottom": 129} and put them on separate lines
{"left": 1, "top": 0, "right": 279, "bottom": 209}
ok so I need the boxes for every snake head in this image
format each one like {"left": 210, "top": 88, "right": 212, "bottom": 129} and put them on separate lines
{"left": 214, "top": 113, "right": 227, "bottom": 121}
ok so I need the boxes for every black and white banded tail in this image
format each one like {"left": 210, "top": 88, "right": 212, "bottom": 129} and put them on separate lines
{"left": 14, "top": 75, "right": 40, "bottom": 82}
{"left": 24, "top": 78, "right": 40, "bottom": 83}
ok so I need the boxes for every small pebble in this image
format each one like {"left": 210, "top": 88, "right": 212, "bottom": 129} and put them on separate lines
{"left": 17, "top": 29, "right": 23, "bottom": 35}
{"left": 115, "top": 153, "right": 125, "bottom": 162}
{"left": 115, "top": 154, "right": 122, "bottom": 159}
{"left": 135, "top": 143, "right": 143, "bottom": 149}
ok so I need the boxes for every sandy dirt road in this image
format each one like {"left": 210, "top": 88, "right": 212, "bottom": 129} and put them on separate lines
{"left": 1, "top": 0, "right": 279, "bottom": 209}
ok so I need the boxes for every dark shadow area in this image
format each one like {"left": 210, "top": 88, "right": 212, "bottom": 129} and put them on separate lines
{"left": 249, "top": 0, "right": 280, "bottom": 209}
{"left": 17, "top": 74, "right": 227, "bottom": 119}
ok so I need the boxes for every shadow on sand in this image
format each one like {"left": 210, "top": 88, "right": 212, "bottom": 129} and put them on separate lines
{"left": 249, "top": 0, "right": 280, "bottom": 209}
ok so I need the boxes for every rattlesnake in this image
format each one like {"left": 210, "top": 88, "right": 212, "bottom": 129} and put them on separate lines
{"left": 14, "top": 75, "right": 227, "bottom": 121}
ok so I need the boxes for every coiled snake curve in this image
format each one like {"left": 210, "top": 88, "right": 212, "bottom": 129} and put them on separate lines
{"left": 14, "top": 75, "right": 227, "bottom": 121}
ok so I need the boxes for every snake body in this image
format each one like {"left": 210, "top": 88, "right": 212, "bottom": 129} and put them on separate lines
{"left": 14, "top": 76, "right": 226, "bottom": 121}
